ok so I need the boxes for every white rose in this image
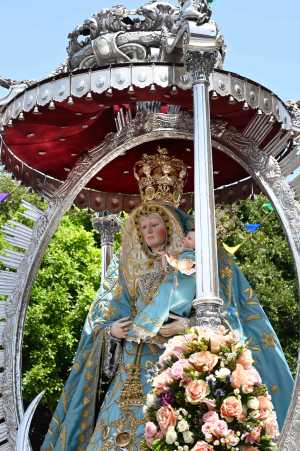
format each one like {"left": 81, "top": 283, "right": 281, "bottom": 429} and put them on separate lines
{"left": 215, "top": 367, "right": 231, "bottom": 379}
{"left": 146, "top": 393, "right": 157, "bottom": 407}
{"left": 183, "top": 430, "right": 194, "bottom": 444}
{"left": 166, "top": 426, "right": 177, "bottom": 445}
{"left": 247, "top": 397, "right": 260, "bottom": 410}
{"left": 177, "top": 419, "right": 189, "bottom": 432}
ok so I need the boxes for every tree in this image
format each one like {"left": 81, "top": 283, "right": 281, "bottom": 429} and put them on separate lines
{"left": 216, "top": 195, "right": 299, "bottom": 372}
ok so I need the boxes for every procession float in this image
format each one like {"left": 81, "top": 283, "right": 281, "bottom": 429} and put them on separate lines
{"left": 0, "top": 1, "right": 300, "bottom": 450}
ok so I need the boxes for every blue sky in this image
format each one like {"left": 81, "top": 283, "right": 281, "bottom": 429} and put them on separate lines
{"left": 0, "top": 0, "right": 299, "bottom": 102}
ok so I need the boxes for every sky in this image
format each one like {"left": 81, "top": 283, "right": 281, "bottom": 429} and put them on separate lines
{"left": 0, "top": 0, "right": 299, "bottom": 102}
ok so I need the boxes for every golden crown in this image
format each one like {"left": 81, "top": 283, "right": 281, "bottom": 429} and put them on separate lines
{"left": 134, "top": 147, "right": 187, "bottom": 207}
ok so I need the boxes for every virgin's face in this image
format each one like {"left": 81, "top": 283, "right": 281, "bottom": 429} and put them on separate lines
{"left": 139, "top": 213, "right": 167, "bottom": 253}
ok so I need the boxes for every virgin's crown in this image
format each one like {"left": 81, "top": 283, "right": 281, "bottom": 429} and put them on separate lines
{"left": 134, "top": 147, "right": 187, "bottom": 207}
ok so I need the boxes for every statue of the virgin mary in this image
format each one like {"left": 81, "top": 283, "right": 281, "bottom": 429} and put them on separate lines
{"left": 42, "top": 149, "right": 293, "bottom": 451}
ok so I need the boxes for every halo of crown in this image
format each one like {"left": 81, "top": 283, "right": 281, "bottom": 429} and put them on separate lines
{"left": 134, "top": 147, "right": 187, "bottom": 207}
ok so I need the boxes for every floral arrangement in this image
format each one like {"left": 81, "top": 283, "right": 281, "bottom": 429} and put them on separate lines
{"left": 143, "top": 326, "right": 279, "bottom": 451}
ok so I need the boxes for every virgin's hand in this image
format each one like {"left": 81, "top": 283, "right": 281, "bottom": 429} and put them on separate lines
{"left": 159, "top": 318, "right": 189, "bottom": 338}
{"left": 110, "top": 317, "right": 132, "bottom": 339}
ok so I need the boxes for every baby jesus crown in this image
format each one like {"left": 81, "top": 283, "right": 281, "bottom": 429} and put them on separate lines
{"left": 134, "top": 147, "right": 187, "bottom": 206}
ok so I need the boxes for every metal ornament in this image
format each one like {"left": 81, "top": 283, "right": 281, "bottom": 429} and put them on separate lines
{"left": 92, "top": 212, "right": 120, "bottom": 284}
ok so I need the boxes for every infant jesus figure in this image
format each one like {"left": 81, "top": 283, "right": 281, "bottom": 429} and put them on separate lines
{"left": 162, "top": 230, "right": 196, "bottom": 276}
{"left": 126, "top": 230, "right": 196, "bottom": 343}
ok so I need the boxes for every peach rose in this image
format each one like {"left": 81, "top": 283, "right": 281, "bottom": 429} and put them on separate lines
{"left": 231, "top": 364, "right": 261, "bottom": 390}
{"left": 220, "top": 396, "right": 243, "bottom": 420}
{"left": 191, "top": 441, "right": 214, "bottom": 451}
{"left": 152, "top": 369, "right": 173, "bottom": 394}
{"left": 257, "top": 395, "right": 274, "bottom": 420}
{"left": 185, "top": 380, "right": 210, "bottom": 405}
{"left": 240, "top": 447, "right": 259, "bottom": 451}
{"left": 190, "top": 327, "right": 225, "bottom": 353}
{"left": 156, "top": 405, "right": 177, "bottom": 435}
{"left": 189, "top": 351, "right": 219, "bottom": 372}
{"left": 237, "top": 349, "right": 254, "bottom": 369}
{"left": 258, "top": 395, "right": 273, "bottom": 411}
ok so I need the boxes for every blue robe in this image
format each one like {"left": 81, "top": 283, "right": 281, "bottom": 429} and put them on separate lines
{"left": 42, "top": 213, "right": 293, "bottom": 451}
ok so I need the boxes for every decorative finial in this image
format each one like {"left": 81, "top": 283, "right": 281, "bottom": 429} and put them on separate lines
{"left": 134, "top": 147, "right": 187, "bottom": 206}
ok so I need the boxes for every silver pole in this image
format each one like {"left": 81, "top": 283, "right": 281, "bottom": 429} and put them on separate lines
{"left": 193, "top": 81, "right": 220, "bottom": 299}
{"left": 101, "top": 240, "right": 113, "bottom": 283}
{"left": 186, "top": 50, "right": 223, "bottom": 328}
{"left": 92, "top": 213, "right": 119, "bottom": 286}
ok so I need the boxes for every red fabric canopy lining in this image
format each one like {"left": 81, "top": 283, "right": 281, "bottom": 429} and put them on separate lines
{"left": 3, "top": 88, "right": 267, "bottom": 193}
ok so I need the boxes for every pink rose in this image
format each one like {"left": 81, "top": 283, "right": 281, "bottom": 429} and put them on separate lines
{"left": 245, "top": 427, "right": 261, "bottom": 444}
{"left": 201, "top": 422, "right": 213, "bottom": 440}
{"left": 202, "top": 398, "right": 217, "bottom": 411}
{"left": 170, "top": 359, "right": 192, "bottom": 380}
{"left": 145, "top": 422, "right": 158, "bottom": 448}
{"left": 159, "top": 335, "right": 193, "bottom": 364}
{"left": 156, "top": 405, "right": 177, "bottom": 435}
{"left": 189, "top": 351, "right": 219, "bottom": 372}
{"left": 220, "top": 396, "right": 243, "bottom": 420}
{"left": 264, "top": 413, "right": 279, "bottom": 439}
{"left": 237, "top": 349, "right": 254, "bottom": 369}
{"left": 231, "top": 364, "right": 262, "bottom": 390}
{"left": 185, "top": 380, "right": 210, "bottom": 404}
{"left": 212, "top": 420, "right": 229, "bottom": 437}
{"left": 191, "top": 441, "right": 214, "bottom": 451}
{"left": 152, "top": 369, "right": 173, "bottom": 394}
{"left": 202, "top": 411, "right": 219, "bottom": 423}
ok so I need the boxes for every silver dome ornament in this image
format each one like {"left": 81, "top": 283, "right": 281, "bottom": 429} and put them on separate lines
{"left": 85, "top": 91, "right": 93, "bottom": 101}
{"left": 48, "top": 100, "right": 56, "bottom": 110}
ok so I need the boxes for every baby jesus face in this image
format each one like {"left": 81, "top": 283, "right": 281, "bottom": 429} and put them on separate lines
{"left": 182, "top": 231, "right": 195, "bottom": 250}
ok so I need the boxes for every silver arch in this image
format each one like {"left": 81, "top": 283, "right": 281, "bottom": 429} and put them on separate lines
{"left": 2, "top": 117, "right": 300, "bottom": 449}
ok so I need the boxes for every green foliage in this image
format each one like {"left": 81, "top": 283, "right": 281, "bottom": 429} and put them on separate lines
{"left": 22, "top": 215, "right": 100, "bottom": 410}
{"left": 216, "top": 195, "right": 299, "bottom": 373}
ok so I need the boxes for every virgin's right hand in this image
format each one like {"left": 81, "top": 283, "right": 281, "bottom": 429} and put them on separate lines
{"left": 110, "top": 317, "right": 132, "bottom": 339}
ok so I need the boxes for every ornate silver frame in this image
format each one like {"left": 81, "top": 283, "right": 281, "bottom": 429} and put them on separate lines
{"left": 1, "top": 118, "right": 300, "bottom": 449}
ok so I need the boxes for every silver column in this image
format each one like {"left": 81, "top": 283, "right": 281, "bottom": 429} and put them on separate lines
{"left": 92, "top": 213, "right": 119, "bottom": 286}
{"left": 186, "top": 50, "right": 223, "bottom": 328}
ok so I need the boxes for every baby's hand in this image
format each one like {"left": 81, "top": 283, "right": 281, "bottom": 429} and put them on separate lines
{"left": 178, "top": 258, "right": 196, "bottom": 275}
{"left": 165, "top": 254, "right": 196, "bottom": 275}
